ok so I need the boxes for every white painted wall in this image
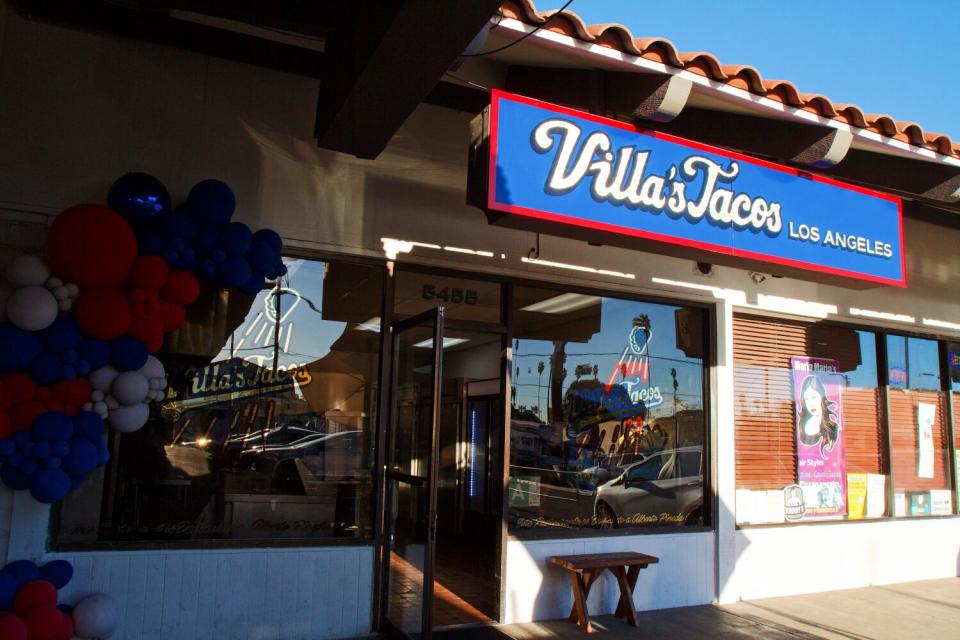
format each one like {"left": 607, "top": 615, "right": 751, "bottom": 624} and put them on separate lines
{"left": 728, "top": 518, "right": 960, "bottom": 601}
{"left": 502, "top": 532, "right": 714, "bottom": 623}
{"left": 45, "top": 546, "right": 374, "bottom": 640}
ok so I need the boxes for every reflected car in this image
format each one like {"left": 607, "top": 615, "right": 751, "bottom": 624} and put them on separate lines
{"left": 594, "top": 446, "right": 703, "bottom": 527}
{"left": 240, "top": 430, "right": 367, "bottom": 493}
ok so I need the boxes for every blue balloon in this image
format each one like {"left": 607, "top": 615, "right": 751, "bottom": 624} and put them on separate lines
{"left": 51, "top": 440, "right": 70, "bottom": 457}
{"left": 62, "top": 438, "right": 99, "bottom": 477}
{"left": 72, "top": 412, "right": 105, "bottom": 447}
{"left": 187, "top": 179, "right": 235, "bottom": 225}
{"left": 44, "top": 457, "right": 61, "bottom": 469}
{"left": 39, "top": 560, "right": 74, "bottom": 589}
{"left": 13, "top": 432, "right": 30, "bottom": 447}
{"left": 99, "top": 449, "right": 111, "bottom": 465}
{"left": 29, "top": 351, "right": 62, "bottom": 386}
{"left": 247, "top": 241, "right": 273, "bottom": 272}
{"left": 139, "top": 231, "right": 167, "bottom": 256}
{"left": 33, "top": 442, "right": 51, "bottom": 460}
{"left": 0, "top": 440, "right": 15, "bottom": 457}
{"left": 165, "top": 209, "right": 197, "bottom": 240}
{"left": 194, "top": 226, "right": 219, "bottom": 254}
{"left": 221, "top": 222, "right": 253, "bottom": 256}
{"left": 253, "top": 228, "right": 283, "bottom": 254}
{"left": 0, "top": 323, "right": 41, "bottom": 372}
{"left": 29, "top": 468, "right": 71, "bottom": 503}
{"left": 0, "top": 464, "right": 30, "bottom": 490}
{"left": 60, "top": 364, "right": 77, "bottom": 380}
{"left": 32, "top": 412, "right": 74, "bottom": 442}
{"left": 79, "top": 338, "right": 111, "bottom": 371}
{"left": 108, "top": 172, "right": 171, "bottom": 225}
{"left": 0, "top": 570, "right": 17, "bottom": 610}
{"left": 239, "top": 270, "right": 265, "bottom": 295}
{"left": 19, "top": 459, "right": 37, "bottom": 475}
{"left": 275, "top": 261, "right": 288, "bottom": 277}
{"left": 62, "top": 349, "right": 78, "bottom": 364}
{"left": 3, "top": 560, "right": 38, "bottom": 587}
{"left": 110, "top": 336, "right": 149, "bottom": 372}
{"left": 219, "top": 256, "right": 252, "bottom": 288}
{"left": 41, "top": 317, "right": 83, "bottom": 352}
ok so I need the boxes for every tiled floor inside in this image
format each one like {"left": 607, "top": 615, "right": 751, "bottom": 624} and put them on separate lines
{"left": 387, "top": 542, "right": 499, "bottom": 629}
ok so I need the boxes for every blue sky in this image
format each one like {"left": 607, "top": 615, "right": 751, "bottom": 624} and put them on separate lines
{"left": 565, "top": 0, "right": 960, "bottom": 140}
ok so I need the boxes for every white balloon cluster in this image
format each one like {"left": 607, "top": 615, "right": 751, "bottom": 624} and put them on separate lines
{"left": 1, "top": 254, "right": 79, "bottom": 328}
{"left": 84, "top": 355, "right": 168, "bottom": 433}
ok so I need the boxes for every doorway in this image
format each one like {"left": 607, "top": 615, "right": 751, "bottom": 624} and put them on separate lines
{"left": 380, "top": 273, "right": 507, "bottom": 639}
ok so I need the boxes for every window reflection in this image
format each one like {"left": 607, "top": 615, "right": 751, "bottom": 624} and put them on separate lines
{"left": 508, "top": 287, "right": 707, "bottom": 532}
{"left": 54, "top": 259, "right": 382, "bottom": 546}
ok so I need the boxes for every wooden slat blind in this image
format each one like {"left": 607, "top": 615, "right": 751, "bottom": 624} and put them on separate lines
{"left": 888, "top": 389, "right": 950, "bottom": 492}
{"left": 733, "top": 314, "right": 885, "bottom": 490}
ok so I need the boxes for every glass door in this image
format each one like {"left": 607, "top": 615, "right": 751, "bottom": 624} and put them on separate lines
{"left": 381, "top": 307, "right": 444, "bottom": 640}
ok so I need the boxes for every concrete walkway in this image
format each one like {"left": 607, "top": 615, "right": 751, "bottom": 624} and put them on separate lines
{"left": 494, "top": 578, "right": 960, "bottom": 640}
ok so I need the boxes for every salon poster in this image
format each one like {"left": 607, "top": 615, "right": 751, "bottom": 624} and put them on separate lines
{"left": 791, "top": 357, "right": 847, "bottom": 519}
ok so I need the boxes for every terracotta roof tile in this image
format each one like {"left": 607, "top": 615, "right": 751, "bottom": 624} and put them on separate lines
{"left": 500, "top": 0, "right": 960, "bottom": 158}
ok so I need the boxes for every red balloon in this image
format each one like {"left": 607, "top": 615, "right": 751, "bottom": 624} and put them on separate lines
{"left": 47, "top": 204, "right": 138, "bottom": 288}
{"left": 52, "top": 378, "right": 92, "bottom": 408}
{"left": 0, "top": 613, "right": 27, "bottom": 640}
{"left": 129, "top": 255, "right": 170, "bottom": 291}
{"left": 160, "top": 303, "right": 186, "bottom": 332}
{"left": 0, "top": 382, "right": 10, "bottom": 411}
{"left": 11, "top": 401, "right": 45, "bottom": 431}
{"left": 129, "top": 314, "right": 164, "bottom": 352}
{"left": 52, "top": 612, "right": 72, "bottom": 640}
{"left": 20, "top": 605, "right": 61, "bottom": 640}
{"left": 3, "top": 373, "right": 37, "bottom": 403}
{"left": 75, "top": 288, "right": 132, "bottom": 340}
{"left": 161, "top": 270, "right": 200, "bottom": 306}
{"left": 0, "top": 413, "right": 11, "bottom": 439}
{"left": 14, "top": 580, "right": 57, "bottom": 615}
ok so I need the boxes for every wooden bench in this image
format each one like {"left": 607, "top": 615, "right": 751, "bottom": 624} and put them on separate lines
{"left": 548, "top": 552, "right": 659, "bottom": 633}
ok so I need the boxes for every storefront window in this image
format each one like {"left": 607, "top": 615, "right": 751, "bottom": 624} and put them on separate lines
{"left": 507, "top": 286, "right": 708, "bottom": 533}
{"left": 733, "top": 316, "right": 888, "bottom": 524}
{"left": 886, "top": 336, "right": 953, "bottom": 516}
{"left": 52, "top": 258, "right": 383, "bottom": 547}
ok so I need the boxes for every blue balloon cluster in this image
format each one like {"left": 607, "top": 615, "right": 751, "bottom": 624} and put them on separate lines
{"left": 123, "top": 176, "right": 286, "bottom": 295}
{"left": 0, "top": 319, "right": 144, "bottom": 384}
{"left": 108, "top": 172, "right": 172, "bottom": 227}
{"left": 0, "top": 412, "right": 109, "bottom": 503}
{"left": 0, "top": 559, "right": 73, "bottom": 611}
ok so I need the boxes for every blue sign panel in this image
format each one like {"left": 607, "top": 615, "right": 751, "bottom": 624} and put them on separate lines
{"left": 487, "top": 90, "right": 905, "bottom": 286}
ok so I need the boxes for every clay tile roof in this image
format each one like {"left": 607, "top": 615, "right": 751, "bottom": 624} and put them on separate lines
{"left": 500, "top": 0, "right": 960, "bottom": 158}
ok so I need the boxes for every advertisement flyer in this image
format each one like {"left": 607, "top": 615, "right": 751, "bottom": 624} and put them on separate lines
{"left": 866, "top": 473, "right": 886, "bottom": 518}
{"left": 847, "top": 473, "right": 867, "bottom": 519}
{"left": 917, "top": 402, "right": 936, "bottom": 479}
{"left": 791, "top": 357, "right": 847, "bottom": 519}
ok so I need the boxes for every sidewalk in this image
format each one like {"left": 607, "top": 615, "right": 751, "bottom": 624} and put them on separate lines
{"left": 493, "top": 578, "right": 960, "bottom": 640}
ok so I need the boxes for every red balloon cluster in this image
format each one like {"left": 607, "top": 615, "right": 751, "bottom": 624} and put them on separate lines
{"left": 0, "top": 580, "right": 72, "bottom": 640}
{"left": 46, "top": 205, "right": 137, "bottom": 289}
{"left": 72, "top": 272, "right": 198, "bottom": 350}
{"left": 0, "top": 375, "right": 92, "bottom": 438}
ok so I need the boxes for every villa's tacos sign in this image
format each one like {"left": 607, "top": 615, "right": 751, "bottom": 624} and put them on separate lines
{"left": 478, "top": 90, "right": 905, "bottom": 286}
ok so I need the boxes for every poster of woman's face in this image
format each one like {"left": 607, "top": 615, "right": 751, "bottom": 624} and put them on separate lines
{"left": 791, "top": 356, "right": 847, "bottom": 519}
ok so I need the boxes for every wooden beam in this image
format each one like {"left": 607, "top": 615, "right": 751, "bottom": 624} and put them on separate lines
{"left": 314, "top": 0, "right": 502, "bottom": 159}
{"left": 504, "top": 65, "right": 691, "bottom": 123}
{"left": 829, "top": 149, "right": 960, "bottom": 203}
{"left": 648, "top": 107, "right": 852, "bottom": 169}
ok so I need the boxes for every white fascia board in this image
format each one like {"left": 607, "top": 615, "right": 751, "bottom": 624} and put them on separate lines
{"left": 491, "top": 18, "right": 960, "bottom": 169}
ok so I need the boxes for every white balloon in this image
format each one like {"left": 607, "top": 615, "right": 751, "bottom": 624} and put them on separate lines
{"left": 65, "top": 283, "right": 79, "bottom": 297}
{"left": 105, "top": 395, "right": 119, "bottom": 410}
{"left": 139, "top": 355, "right": 165, "bottom": 380}
{"left": 46, "top": 276, "right": 63, "bottom": 288}
{"left": 6, "top": 254, "right": 50, "bottom": 287}
{"left": 107, "top": 402, "right": 149, "bottom": 433}
{"left": 82, "top": 402, "right": 93, "bottom": 411}
{"left": 58, "top": 299, "right": 72, "bottom": 311}
{"left": 72, "top": 592, "right": 119, "bottom": 639}
{"left": 93, "top": 401, "right": 108, "bottom": 417}
{"left": 6, "top": 285, "right": 58, "bottom": 330}
{"left": 112, "top": 371, "right": 149, "bottom": 405}
{"left": 89, "top": 366, "right": 120, "bottom": 392}
{"left": 91, "top": 390, "right": 105, "bottom": 402}
{"left": 53, "top": 285, "right": 69, "bottom": 300}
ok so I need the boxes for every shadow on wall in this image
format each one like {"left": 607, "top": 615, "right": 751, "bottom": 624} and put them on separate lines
{"left": 503, "top": 496, "right": 745, "bottom": 622}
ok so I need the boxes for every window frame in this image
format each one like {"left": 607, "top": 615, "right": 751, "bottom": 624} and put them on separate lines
{"left": 733, "top": 313, "right": 960, "bottom": 530}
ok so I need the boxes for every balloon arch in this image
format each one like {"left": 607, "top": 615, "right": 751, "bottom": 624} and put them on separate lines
{"left": 0, "top": 173, "right": 285, "bottom": 505}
